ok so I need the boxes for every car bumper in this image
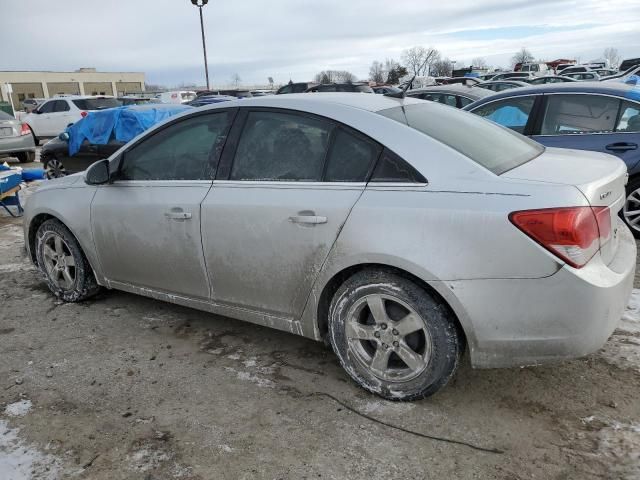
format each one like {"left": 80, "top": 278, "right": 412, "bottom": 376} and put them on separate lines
{"left": 450, "top": 219, "right": 636, "bottom": 368}
{"left": 0, "top": 135, "right": 36, "bottom": 154}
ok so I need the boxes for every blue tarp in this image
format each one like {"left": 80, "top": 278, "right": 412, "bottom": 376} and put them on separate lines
{"left": 66, "top": 105, "right": 192, "bottom": 156}
{"left": 487, "top": 106, "right": 529, "bottom": 128}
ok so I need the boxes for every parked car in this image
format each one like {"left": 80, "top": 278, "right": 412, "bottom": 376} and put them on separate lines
{"left": 489, "top": 72, "right": 534, "bottom": 81}
{"left": 562, "top": 72, "right": 601, "bottom": 81}
{"left": 407, "top": 84, "right": 493, "bottom": 108}
{"left": 463, "top": 82, "right": 640, "bottom": 234}
{"left": 24, "top": 93, "right": 635, "bottom": 401}
{"left": 594, "top": 69, "right": 618, "bottom": 77}
{"left": 276, "top": 82, "right": 318, "bottom": 94}
{"left": 555, "top": 63, "right": 577, "bottom": 73}
{"left": 40, "top": 104, "right": 191, "bottom": 179}
{"left": 0, "top": 110, "right": 36, "bottom": 163}
{"left": 22, "top": 98, "right": 45, "bottom": 113}
{"left": 157, "top": 91, "right": 197, "bottom": 104}
{"left": 475, "top": 80, "right": 530, "bottom": 92}
{"left": 306, "top": 83, "right": 373, "bottom": 93}
{"left": 601, "top": 65, "right": 640, "bottom": 82}
{"left": 527, "top": 75, "right": 578, "bottom": 85}
{"left": 619, "top": 58, "right": 640, "bottom": 71}
{"left": 188, "top": 95, "right": 235, "bottom": 107}
{"left": 118, "top": 96, "right": 161, "bottom": 106}
{"left": 22, "top": 96, "right": 122, "bottom": 143}
{"left": 520, "top": 62, "right": 550, "bottom": 76}
{"left": 372, "top": 86, "right": 401, "bottom": 95}
{"left": 437, "top": 77, "right": 482, "bottom": 86}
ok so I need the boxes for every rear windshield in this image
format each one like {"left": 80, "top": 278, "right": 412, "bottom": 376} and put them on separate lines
{"left": 0, "top": 110, "right": 13, "bottom": 120}
{"left": 72, "top": 98, "right": 122, "bottom": 110}
{"left": 378, "top": 103, "right": 544, "bottom": 175}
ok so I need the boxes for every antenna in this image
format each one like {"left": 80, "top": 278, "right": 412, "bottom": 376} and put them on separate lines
{"left": 384, "top": 75, "right": 415, "bottom": 98}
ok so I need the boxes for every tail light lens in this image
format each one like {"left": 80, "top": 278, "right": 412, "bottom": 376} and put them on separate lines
{"left": 80, "top": 111, "right": 88, "bottom": 118}
{"left": 20, "top": 123, "right": 30, "bottom": 136}
{"left": 509, "top": 206, "right": 610, "bottom": 269}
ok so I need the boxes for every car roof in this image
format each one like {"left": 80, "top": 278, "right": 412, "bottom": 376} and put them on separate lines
{"left": 479, "top": 80, "right": 530, "bottom": 86}
{"left": 407, "top": 84, "right": 494, "bottom": 99}
{"left": 196, "top": 92, "right": 425, "bottom": 113}
{"left": 463, "top": 81, "right": 639, "bottom": 108}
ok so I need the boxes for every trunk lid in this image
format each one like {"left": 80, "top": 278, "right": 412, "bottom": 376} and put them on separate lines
{"left": 0, "top": 119, "right": 19, "bottom": 138}
{"left": 503, "top": 147, "right": 627, "bottom": 266}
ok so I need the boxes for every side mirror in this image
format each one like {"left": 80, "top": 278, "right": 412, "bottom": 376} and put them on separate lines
{"left": 85, "top": 159, "right": 110, "bottom": 185}
{"left": 58, "top": 132, "right": 69, "bottom": 141}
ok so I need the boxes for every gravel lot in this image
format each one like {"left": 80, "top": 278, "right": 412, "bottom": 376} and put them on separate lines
{"left": 1, "top": 155, "right": 639, "bottom": 479}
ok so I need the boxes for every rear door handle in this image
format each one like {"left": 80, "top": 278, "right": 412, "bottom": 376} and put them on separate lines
{"left": 165, "top": 211, "right": 192, "bottom": 220}
{"left": 606, "top": 142, "right": 638, "bottom": 152}
{"left": 289, "top": 213, "right": 327, "bottom": 225}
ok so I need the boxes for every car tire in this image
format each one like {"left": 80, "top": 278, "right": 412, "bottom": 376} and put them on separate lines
{"left": 15, "top": 151, "right": 35, "bottom": 163}
{"left": 623, "top": 176, "right": 640, "bottom": 239}
{"left": 328, "top": 269, "right": 464, "bottom": 401}
{"left": 35, "top": 219, "right": 101, "bottom": 302}
{"left": 43, "top": 156, "right": 67, "bottom": 179}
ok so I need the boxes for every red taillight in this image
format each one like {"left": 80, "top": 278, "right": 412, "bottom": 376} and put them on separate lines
{"left": 509, "top": 206, "right": 610, "bottom": 269}
{"left": 20, "top": 123, "right": 30, "bottom": 136}
{"left": 80, "top": 111, "right": 88, "bottom": 118}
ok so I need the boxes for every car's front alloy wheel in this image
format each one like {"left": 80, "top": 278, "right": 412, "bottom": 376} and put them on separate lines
{"left": 44, "top": 157, "right": 67, "bottom": 179}
{"left": 328, "top": 269, "right": 464, "bottom": 401}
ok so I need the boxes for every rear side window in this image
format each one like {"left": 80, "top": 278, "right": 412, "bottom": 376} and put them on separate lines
{"left": 231, "top": 111, "right": 331, "bottom": 181}
{"left": 370, "top": 149, "right": 426, "bottom": 183}
{"left": 473, "top": 97, "right": 535, "bottom": 133}
{"left": 378, "top": 102, "right": 543, "bottom": 175}
{"left": 616, "top": 101, "right": 640, "bottom": 132}
{"left": 541, "top": 94, "right": 619, "bottom": 135}
{"left": 72, "top": 98, "right": 122, "bottom": 110}
{"left": 324, "top": 128, "right": 380, "bottom": 182}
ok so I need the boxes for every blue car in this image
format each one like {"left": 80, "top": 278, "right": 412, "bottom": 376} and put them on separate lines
{"left": 463, "top": 81, "right": 640, "bottom": 235}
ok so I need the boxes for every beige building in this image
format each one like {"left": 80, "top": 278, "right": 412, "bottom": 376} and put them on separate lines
{"left": 0, "top": 68, "right": 145, "bottom": 107}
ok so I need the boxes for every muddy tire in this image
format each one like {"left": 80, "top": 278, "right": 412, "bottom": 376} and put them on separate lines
{"left": 35, "top": 219, "right": 101, "bottom": 302}
{"left": 328, "top": 269, "right": 463, "bottom": 401}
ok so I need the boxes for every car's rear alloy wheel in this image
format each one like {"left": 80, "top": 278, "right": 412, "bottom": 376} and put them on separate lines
{"left": 328, "top": 269, "right": 464, "bottom": 401}
{"left": 623, "top": 179, "right": 640, "bottom": 238}
{"left": 35, "top": 219, "right": 101, "bottom": 302}
{"left": 44, "top": 158, "right": 67, "bottom": 179}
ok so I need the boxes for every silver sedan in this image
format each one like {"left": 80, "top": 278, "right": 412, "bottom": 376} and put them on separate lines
{"left": 23, "top": 94, "right": 636, "bottom": 400}
{"left": 0, "top": 110, "right": 36, "bottom": 163}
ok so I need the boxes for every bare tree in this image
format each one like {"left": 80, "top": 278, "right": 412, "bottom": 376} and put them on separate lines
{"left": 511, "top": 47, "right": 534, "bottom": 67}
{"left": 369, "top": 61, "right": 386, "bottom": 83}
{"left": 401, "top": 46, "right": 439, "bottom": 76}
{"left": 472, "top": 57, "right": 488, "bottom": 70}
{"left": 603, "top": 47, "right": 620, "bottom": 68}
{"left": 314, "top": 70, "right": 357, "bottom": 84}
{"left": 430, "top": 58, "right": 453, "bottom": 77}
{"left": 231, "top": 73, "right": 241, "bottom": 88}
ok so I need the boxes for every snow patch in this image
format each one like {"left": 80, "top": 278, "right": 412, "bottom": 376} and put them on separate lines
{"left": 619, "top": 289, "right": 640, "bottom": 334}
{"left": 5, "top": 399, "right": 32, "bottom": 417}
{"left": 224, "top": 367, "right": 275, "bottom": 388}
{"left": 0, "top": 419, "right": 61, "bottom": 480}
{"left": 0, "top": 263, "right": 34, "bottom": 273}
{"left": 218, "top": 444, "right": 234, "bottom": 453}
{"left": 357, "top": 399, "right": 415, "bottom": 415}
{"left": 128, "top": 447, "right": 172, "bottom": 472}
{"left": 581, "top": 415, "right": 640, "bottom": 477}
{"left": 598, "top": 289, "right": 640, "bottom": 372}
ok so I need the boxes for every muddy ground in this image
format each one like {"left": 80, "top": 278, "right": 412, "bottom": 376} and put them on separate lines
{"left": 1, "top": 174, "right": 639, "bottom": 479}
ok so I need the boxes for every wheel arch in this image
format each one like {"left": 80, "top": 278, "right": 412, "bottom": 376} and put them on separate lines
{"left": 313, "top": 262, "right": 473, "bottom": 351}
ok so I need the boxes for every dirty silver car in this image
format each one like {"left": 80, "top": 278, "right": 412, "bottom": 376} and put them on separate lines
{"left": 24, "top": 94, "right": 636, "bottom": 400}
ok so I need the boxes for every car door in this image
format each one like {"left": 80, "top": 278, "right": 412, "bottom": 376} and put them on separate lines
{"left": 531, "top": 94, "right": 640, "bottom": 171}
{"left": 50, "top": 100, "right": 75, "bottom": 134}
{"left": 29, "top": 100, "right": 56, "bottom": 136}
{"left": 201, "top": 108, "right": 380, "bottom": 319}
{"left": 91, "top": 110, "right": 235, "bottom": 298}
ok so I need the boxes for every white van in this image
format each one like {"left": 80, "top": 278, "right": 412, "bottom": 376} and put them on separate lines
{"left": 158, "top": 91, "right": 196, "bottom": 104}
{"left": 520, "top": 63, "right": 549, "bottom": 77}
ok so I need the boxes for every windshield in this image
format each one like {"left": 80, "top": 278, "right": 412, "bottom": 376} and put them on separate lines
{"left": 72, "top": 98, "right": 122, "bottom": 110}
{"left": 378, "top": 103, "right": 544, "bottom": 175}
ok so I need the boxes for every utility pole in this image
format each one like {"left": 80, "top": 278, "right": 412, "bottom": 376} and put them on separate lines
{"left": 190, "top": 0, "right": 210, "bottom": 90}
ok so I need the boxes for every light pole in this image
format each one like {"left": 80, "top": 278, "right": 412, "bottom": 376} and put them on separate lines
{"left": 190, "top": 0, "right": 210, "bottom": 90}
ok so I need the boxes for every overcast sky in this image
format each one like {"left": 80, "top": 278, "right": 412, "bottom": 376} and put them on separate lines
{"left": 3, "top": 0, "right": 640, "bottom": 87}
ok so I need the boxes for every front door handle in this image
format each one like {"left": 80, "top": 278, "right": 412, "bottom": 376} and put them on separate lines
{"left": 289, "top": 212, "right": 327, "bottom": 225}
{"left": 165, "top": 210, "right": 192, "bottom": 220}
{"left": 606, "top": 142, "right": 638, "bottom": 152}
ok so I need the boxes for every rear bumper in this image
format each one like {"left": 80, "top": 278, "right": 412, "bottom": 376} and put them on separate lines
{"left": 0, "top": 135, "right": 36, "bottom": 154}
{"left": 450, "top": 220, "right": 636, "bottom": 368}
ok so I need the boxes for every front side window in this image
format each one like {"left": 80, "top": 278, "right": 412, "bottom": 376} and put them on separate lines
{"left": 38, "top": 101, "right": 55, "bottom": 114}
{"left": 541, "top": 94, "right": 620, "bottom": 135}
{"left": 379, "top": 102, "right": 543, "bottom": 175}
{"left": 230, "top": 111, "right": 331, "bottom": 181}
{"left": 616, "top": 101, "right": 640, "bottom": 132}
{"left": 120, "top": 112, "right": 232, "bottom": 181}
{"left": 473, "top": 97, "right": 535, "bottom": 133}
